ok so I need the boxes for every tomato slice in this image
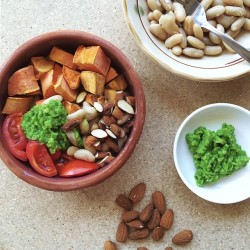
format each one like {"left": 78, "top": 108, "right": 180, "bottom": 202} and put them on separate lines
{"left": 50, "top": 150, "right": 61, "bottom": 162}
{"left": 2, "top": 113, "right": 27, "bottom": 161}
{"left": 58, "top": 159, "right": 99, "bottom": 177}
{"left": 26, "top": 140, "right": 57, "bottom": 177}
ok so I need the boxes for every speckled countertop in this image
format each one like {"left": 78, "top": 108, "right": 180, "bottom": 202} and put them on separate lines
{"left": 0, "top": 1, "right": 250, "bottom": 250}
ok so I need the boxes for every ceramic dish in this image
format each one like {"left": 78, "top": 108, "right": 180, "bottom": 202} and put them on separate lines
{"left": 123, "top": 0, "right": 250, "bottom": 82}
{"left": 173, "top": 103, "right": 250, "bottom": 204}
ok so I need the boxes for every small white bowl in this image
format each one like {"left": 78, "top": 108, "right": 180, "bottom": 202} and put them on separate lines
{"left": 173, "top": 103, "right": 250, "bottom": 204}
{"left": 123, "top": 0, "right": 250, "bottom": 82}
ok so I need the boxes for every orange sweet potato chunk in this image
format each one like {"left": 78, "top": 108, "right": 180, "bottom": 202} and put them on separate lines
{"left": 106, "top": 74, "right": 127, "bottom": 91}
{"left": 54, "top": 74, "right": 78, "bottom": 102}
{"left": 49, "top": 47, "right": 77, "bottom": 70}
{"left": 2, "top": 97, "right": 34, "bottom": 114}
{"left": 73, "top": 46, "right": 111, "bottom": 76}
{"left": 40, "top": 69, "right": 57, "bottom": 99}
{"left": 62, "top": 100, "right": 81, "bottom": 114}
{"left": 105, "top": 66, "right": 118, "bottom": 83}
{"left": 31, "top": 56, "right": 55, "bottom": 79}
{"left": 8, "top": 65, "right": 40, "bottom": 96}
{"left": 62, "top": 66, "right": 80, "bottom": 90}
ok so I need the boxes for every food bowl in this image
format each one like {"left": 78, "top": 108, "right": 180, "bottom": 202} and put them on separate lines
{"left": 123, "top": 0, "right": 250, "bottom": 82}
{"left": 173, "top": 103, "right": 250, "bottom": 204}
{"left": 0, "top": 30, "right": 146, "bottom": 191}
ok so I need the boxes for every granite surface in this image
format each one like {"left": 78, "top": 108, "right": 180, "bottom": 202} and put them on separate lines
{"left": 0, "top": 1, "right": 250, "bottom": 250}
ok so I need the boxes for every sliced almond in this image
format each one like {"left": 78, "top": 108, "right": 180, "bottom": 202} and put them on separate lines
{"left": 126, "top": 96, "right": 135, "bottom": 106}
{"left": 94, "top": 101, "right": 103, "bottom": 112}
{"left": 106, "top": 129, "right": 117, "bottom": 139}
{"left": 117, "top": 113, "right": 131, "bottom": 126}
{"left": 76, "top": 91, "right": 87, "bottom": 103}
{"left": 97, "top": 155, "right": 114, "bottom": 167}
{"left": 103, "top": 115, "right": 116, "bottom": 127}
{"left": 112, "top": 105, "right": 125, "bottom": 119}
{"left": 105, "top": 137, "right": 119, "bottom": 152}
{"left": 91, "top": 129, "right": 108, "bottom": 139}
{"left": 117, "top": 99, "right": 135, "bottom": 114}
{"left": 93, "top": 141, "right": 102, "bottom": 151}
{"left": 85, "top": 135, "right": 99, "bottom": 146}
{"left": 85, "top": 93, "right": 97, "bottom": 106}
{"left": 110, "top": 124, "right": 125, "bottom": 138}
{"left": 95, "top": 151, "right": 112, "bottom": 159}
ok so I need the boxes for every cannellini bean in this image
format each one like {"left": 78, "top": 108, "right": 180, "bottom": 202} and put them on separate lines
{"left": 187, "top": 36, "right": 206, "bottom": 49}
{"left": 231, "top": 17, "right": 246, "bottom": 31}
{"left": 184, "top": 16, "right": 194, "bottom": 35}
{"left": 193, "top": 24, "right": 204, "bottom": 40}
{"left": 222, "top": 41, "right": 236, "bottom": 53}
{"left": 212, "top": 0, "right": 225, "bottom": 6}
{"left": 153, "top": 9, "right": 163, "bottom": 21}
{"left": 203, "top": 36, "right": 216, "bottom": 46}
{"left": 246, "top": 6, "right": 250, "bottom": 18}
{"left": 67, "top": 146, "right": 79, "bottom": 156}
{"left": 209, "top": 24, "right": 224, "bottom": 44}
{"left": 165, "top": 34, "right": 183, "bottom": 48}
{"left": 206, "top": 6, "right": 225, "bottom": 20}
{"left": 216, "top": 14, "right": 237, "bottom": 29}
{"left": 202, "top": 20, "right": 217, "bottom": 32}
{"left": 151, "top": 20, "right": 158, "bottom": 24}
{"left": 204, "top": 45, "right": 223, "bottom": 55}
{"left": 147, "top": 0, "right": 164, "bottom": 11}
{"left": 43, "top": 95, "right": 63, "bottom": 104}
{"left": 173, "top": 2, "right": 186, "bottom": 22}
{"left": 80, "top": 118, "right": 90, "bottom": 134}
{"left": 244, "top": 0, "right": 250, "bottom": 7}
{"left": 179, "top": 28, "right": 187, "bottom": 48}
{"left": 74, "top": 149, "right": 95, "bottom": 162}
{"left": 148, "top": 12, "right": 155, "bottom": 21}
{"left": 183, "top": 48, "right": 204, "bottom": 58}
{"left": 149, "top": 23, "right": 169, "bottom": 40}
{"left": 171, "top": 45, "right": 183, "bottom": 56}
{"left": 201, "top": 0, "right": 214, "bottom": 11}
{"left": 226, "top": 28, "right": 241, "bottom": 38}
{"left": 67, "top": 109, "right": 85, "bottom": 120}
{"left": 225, "top": 6, "right": 246, "bottom": 17}
{"left": 83, "top": 106, "right": 98, "bottom": 121}
{"left": 76, "top": 91, "right": 87, "bottom": 104}
{"left": 159, "top": 12, "right": 179, "bottom": 35}
{"left": 66, "top": 131, "right": 78, "bottom": 147}
{"left": 243, "top": 18, "right": 250, "bottom": 30}
{"left": 224, "top": 0, "right": 243, "bottom": 6}
{"left": 160, "top": 0, "right": 173, "bottom": 12}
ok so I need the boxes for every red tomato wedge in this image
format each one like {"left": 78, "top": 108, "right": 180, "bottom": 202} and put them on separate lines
{"left": 50, "top": 150, "right": 61, "bottom": 162}
{"left": 2, "top": 113, "right": 27, "bottom": 161}
{"left": 26, "top": 141, "right": 57, "bottom": 177}
{"left": 58, "top": 159, "right": 99, "bottom": 177}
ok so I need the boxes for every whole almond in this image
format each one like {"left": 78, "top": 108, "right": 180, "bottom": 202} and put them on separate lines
{"left": 139, "top": 202, "right": 154, "bottom": 223}
{"left": 152, "top": 191, "right": 166, "bottom": 215}
{"left": 126, "top": 219, "right": 144, "bottom": 229}
{"left": 160, "top": 209, "right": 174, "bottom": 230}
{"left": 128, "top": 228, "right": 150, "bottom": 240}
{"left": 165, "top": 247, "right": 173, "bottom": 250}
{"left": 172, "top": 229, "right": 193, "bottom": 245}
{"left": 116, "top": 221, "right": 128, "bottom": 243}
{"left": 128, "top": 182, "right": 146, "bottom": 204}
{"left": 151, "top": 226, "right": 165, "bottom": 241}
{"left": 147, "top": 209, "right": 161, "bottom": 230}
{"left": 122, "top": 210, "right": 140, "bottom": 222}
{"left": 104, "top": 240, "right": 117, "bottom": 250}
{"left": 115, "top": 194, "right": 133, "bottom": 210}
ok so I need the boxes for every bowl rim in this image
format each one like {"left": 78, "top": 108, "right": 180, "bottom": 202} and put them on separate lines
{"left": 0, "top": 30, "right": 146, "bottom": 191}
{"left": 122, "top": 0, "right": 250, "bottom": 82}
{"left": 173, "top": 102, "right": 250, "bottom": 204}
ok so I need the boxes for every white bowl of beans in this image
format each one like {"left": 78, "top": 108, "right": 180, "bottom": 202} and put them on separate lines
{"left": 123, "top": 0, "right": 250, "bottom": 82}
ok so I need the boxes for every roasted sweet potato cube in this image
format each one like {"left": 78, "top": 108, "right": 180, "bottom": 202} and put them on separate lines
{"left": 2, "top": 97, "right": 34, "bottom": 114}
{"left": 31, "top": 56, "right": 55, "bottom": 79}
{"left": 80, "top": 71, "right": 105, "bottom": 96}
{"left": 62, "top": 66, "right": 80, "bottom": 90}
{"left": 40, "top": 69, "right": 57, "bottom": 99}
{"left": 49, "top": 47, "right": 77, "bottom": 70}
{"left": 54, "top": 74, "right": 78, "bottom": 102}
{"left": 53, "top": 64, "right": 63, "bottom": 82}
{"left": 106, "top": 74, "right": 127, "bottom": 91}
{"left": 8, "top": 65, "right": 40, "bottom": 96}
{"left": 105, "top": 66, "right": 118, "bottom": 83}
{"left": 73, "top": 46, "right": 111, "bottom": 76}
{"left": 104, "top": 89, "right": 117, "bottom": 103}
{"left": 62, "top": 100, "right": 81, "bottom": 114}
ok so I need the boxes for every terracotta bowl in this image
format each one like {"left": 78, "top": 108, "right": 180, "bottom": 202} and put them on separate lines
{"left": 0, "top": 30, "right": 146, "bottom": 191}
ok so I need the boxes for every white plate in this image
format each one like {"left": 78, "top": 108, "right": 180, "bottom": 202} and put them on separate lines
{"left": 173, "top": 103, "right": 250, "bottom": 204}
{"left": 123, "top": 0, "right": 250, "bottom": 82}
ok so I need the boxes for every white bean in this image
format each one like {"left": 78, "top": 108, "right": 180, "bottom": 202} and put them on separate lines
{"left": 243, "top": 18, "right": 250, "bottom": 30}
{"left": 216, "top": 14, "right": 237, "bottom": 29}
{"left": 173, "top": 2, "right": 186, "bottom": 22}
{"left": 147, "top": 0, "right": 164, "bottom": 11}
{"left": 187, "top": 36, "right": 206, "bottom": 49}
{"left": 231, "top": 17, "right": 246, "bottom": 31}
{"left": 209, "top": 24, "right": 224, "bottom": 44}
{"left": 165, "top": 34, "right": 183, "bottom": 48}
{"left": 206, "top": 6, "right": 225, "bottom": 20}
{"left": 76, "top": 91, "right": 87, "bottom": 104}
{"left": 204, "top": 46, "right": 223, "bottom": 55}
{"left": 244, "top": 0, "right": 250, "bottom": 7}
{"left": 67, "top": 109, "right": 86, "bottom": 120}
{"left": 224, "top": 0, "right": 243, "bottom": 6}
{"left": 149, "top": 23, "right": 169, "bottom": 40}
{"left": 183, "top": 47, "right": 204, "bottom": 58}
{"left": 171, "top": 45, "right": 183, "bottom": 56}
{"left": 212, "top": 0, "right": 225, "bottom": 6}
{"left": 160, "top": 0, "right": 173, "bottom": 12}
{"left": 148, "top": 12, "right": 155, "bottom": 21}
{"left": 74, "top": 149, "right": 95, "bottom": 162}
{"left": 193, "top": 24, "right": 204, "bottom": 40}
{"left": 225, "top": 6, "right": 246, "bottom": 16}
{"left": 201, "top": 0, "right": 214, "bottom": 11}
{"left": 43, "top": 95, "right": 63, "bottom": 104}
{"left": 179, "top": 28, "right": 188, "bottom": 48}
{"left": 67, "top": 146, "right": 79, "bottom": 156}
{"left": 184, "top": 16, "right": 194, "bottom": 35}
{"left": 153, "top": 9, "right": 163, "bottom": 21}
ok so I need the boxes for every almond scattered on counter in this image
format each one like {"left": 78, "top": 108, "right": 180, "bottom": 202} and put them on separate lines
{"left": 152, "top": 191, "right": 167, "bottom": 215}
{"left": 151, "top": 226, "right": 165, "bottom": 241}
{"left": 128, "top": 228, "right": 150, "bottom": 240}
{"left": 104, "top": 240, "right": 117, "bottom": 250}
{"left": 172, "top": 229, "right": 193, "bottom": 245}
{"left": 122, "top": 210, "right": 140, "bottom": 222}
{"left": 128, "top": 182, "right": 146, "bottom": 204}
{"left": 160, "top": 209, "right": 174, "bottom": 230}
{"left": 115, "top": 194, "right": 133, "bottom": 211}
{"left": 116, "top": 222, "right": 128, "bottom": 243}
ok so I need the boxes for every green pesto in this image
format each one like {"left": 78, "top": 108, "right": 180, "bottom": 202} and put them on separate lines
{"left": 21, "top": 100, "right": 70, "bottom": 154}
{"left": 73, "top": 128, "right": 83, "bottom": 148}
{"left": 186, "top": 124, "right": 250, "bottom": 187}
